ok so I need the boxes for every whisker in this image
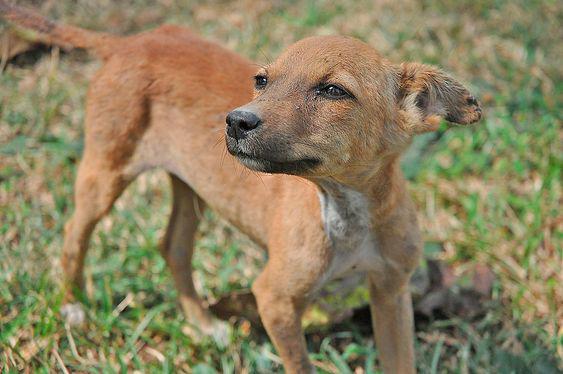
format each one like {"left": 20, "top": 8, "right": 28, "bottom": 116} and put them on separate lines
{"left": 220, "top": 147, "right": 228, "bottom": 168}
{"left": 250, "top": 62, "right": 267, "bottom": 69}
{"left": 257, "top": 47, "right": 272, "bottom": 65}
{"left": 252, "top": 169, "right": 266, "bottom": 188}
{"left": 212, "top": 135, "right": 224, "bottom": 148}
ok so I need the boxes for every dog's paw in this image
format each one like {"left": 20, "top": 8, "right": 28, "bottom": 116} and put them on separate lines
{"left": 60, "top": 303, "right": 86, "bottom": 326}
{"left": 207, "top": 319, "right": 231, "bottom": 347}
{"left": 182, "top": 319, "right": 231, "bottom": 347}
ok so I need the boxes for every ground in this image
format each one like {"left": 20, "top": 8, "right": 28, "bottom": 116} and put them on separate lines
{"left": 0, "top": 0, "right": 561, "bottom": 372}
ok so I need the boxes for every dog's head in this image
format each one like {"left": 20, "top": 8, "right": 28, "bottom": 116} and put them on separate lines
{"left": 226, "top": 36, "right": 481, "bottom": 176}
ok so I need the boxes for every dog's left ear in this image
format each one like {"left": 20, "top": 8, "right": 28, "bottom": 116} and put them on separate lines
{"left": 397, "top": 62, "right": 482, "bottom": 134}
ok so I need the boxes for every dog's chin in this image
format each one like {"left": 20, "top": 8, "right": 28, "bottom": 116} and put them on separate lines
{"left": 235, "top": 153, "right": 320, "bottom": 174}
{"left": 225, "top": 135, "right": 320, "bottom": 174}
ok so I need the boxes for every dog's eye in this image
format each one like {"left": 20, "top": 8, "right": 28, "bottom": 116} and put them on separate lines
{"left": 254, "top": 75, "right": 268, "bottom": 89}
{"left": 317, "top": 84, "right": 349, "bottom": 99}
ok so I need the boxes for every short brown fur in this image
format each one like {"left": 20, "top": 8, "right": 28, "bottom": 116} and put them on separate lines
{"left": 1, "top": 2, "right": 482, "bottom": 373}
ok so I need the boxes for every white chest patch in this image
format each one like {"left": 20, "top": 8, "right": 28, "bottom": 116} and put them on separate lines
{"left": 315, "top": 182, "right": 383, "bottom": 290}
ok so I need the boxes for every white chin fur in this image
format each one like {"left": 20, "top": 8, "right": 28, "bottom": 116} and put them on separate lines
{"left": 238, "top": 156, "right": 267, "bottom": 171}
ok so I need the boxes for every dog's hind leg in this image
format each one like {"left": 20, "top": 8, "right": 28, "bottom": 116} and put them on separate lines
{"left": 60, "top": 156, "right": 133, "bottom": 324}
{"left": 160, "top": 173, "right": 229, "bottom": 343}
{"left": 58, "top": 54, "right": 157, "bottom": 324}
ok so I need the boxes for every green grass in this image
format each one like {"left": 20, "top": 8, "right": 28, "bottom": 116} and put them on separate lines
{"left": 1, "top": 0, "right": 561, "bottom": 372}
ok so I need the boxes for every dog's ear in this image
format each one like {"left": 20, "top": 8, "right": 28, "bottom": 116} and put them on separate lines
{"left": 397, "top": 62, "right": 482, "bottom": 134}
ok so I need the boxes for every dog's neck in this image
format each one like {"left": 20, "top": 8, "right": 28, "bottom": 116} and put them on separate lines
{"left": 317, "top": 180, "right": 372, "bottom": 241}
{"left": 312, "top": 154, "right": 405, "bottom": 221}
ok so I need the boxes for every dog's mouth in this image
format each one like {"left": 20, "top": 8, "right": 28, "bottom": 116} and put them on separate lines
{"left": 239, "top": 153, "right": 319, "bottom": 174}
{"left": 231, "top": 150, "right": 320, "bottom": 174}
{"left": 225, "top": 132, "right": 320, "bottom": 174}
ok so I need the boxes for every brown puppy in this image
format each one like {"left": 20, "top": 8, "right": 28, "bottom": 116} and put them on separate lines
{"left": 1, "top": 2, "right": 482, "bottom": 373}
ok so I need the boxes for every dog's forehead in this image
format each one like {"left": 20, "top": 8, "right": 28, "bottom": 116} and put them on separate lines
{"left": 270, "top": 36, "right": 384, "bottom": 79}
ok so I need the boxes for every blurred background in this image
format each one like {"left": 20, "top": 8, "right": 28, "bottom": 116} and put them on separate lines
{"left": 0, "top": 0, "right": 561, "bottom": 372}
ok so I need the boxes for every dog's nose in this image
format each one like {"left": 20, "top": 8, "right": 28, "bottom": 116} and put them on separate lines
{"left": 226, "top": 110, "right": 262, "bottom": 139}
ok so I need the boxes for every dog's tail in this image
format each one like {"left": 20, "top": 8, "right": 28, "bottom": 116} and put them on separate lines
{"left": 0, "top": 1, "right": 118, "bottom": 59}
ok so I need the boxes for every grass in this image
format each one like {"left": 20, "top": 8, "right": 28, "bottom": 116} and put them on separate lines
{"left": 1, "top": 0, "right": 561, "bottom": 372}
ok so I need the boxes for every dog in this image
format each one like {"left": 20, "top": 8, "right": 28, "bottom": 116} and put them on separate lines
{"left": 1, "top": 2, "right": 482, "bottom": 373}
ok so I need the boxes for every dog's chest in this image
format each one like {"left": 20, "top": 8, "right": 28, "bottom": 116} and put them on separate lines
{"left": 317, "top": 184, "right": 383, "bottom": 282}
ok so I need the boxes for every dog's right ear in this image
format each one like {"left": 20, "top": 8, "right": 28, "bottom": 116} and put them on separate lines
{"left": 397, "top": 62, "right": 482, "bottom": 134}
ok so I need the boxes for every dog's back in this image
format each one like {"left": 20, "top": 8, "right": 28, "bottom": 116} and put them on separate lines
{"left": 1, "top": 1, "right": 276, "bottom": 240}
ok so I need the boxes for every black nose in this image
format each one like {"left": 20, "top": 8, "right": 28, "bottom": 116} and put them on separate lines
{"left": 226, "top": 110, "right": 262, "bottom": 139}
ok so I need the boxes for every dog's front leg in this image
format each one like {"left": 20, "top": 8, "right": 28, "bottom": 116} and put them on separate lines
{"left": 368, "top": 205, "right": 422, "bottom": 374}
{"left": 252, "top": 267, "right": 315, "bottom": 374}
{"left": 368, "top": 275, "right": 416, "bottom": 374}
